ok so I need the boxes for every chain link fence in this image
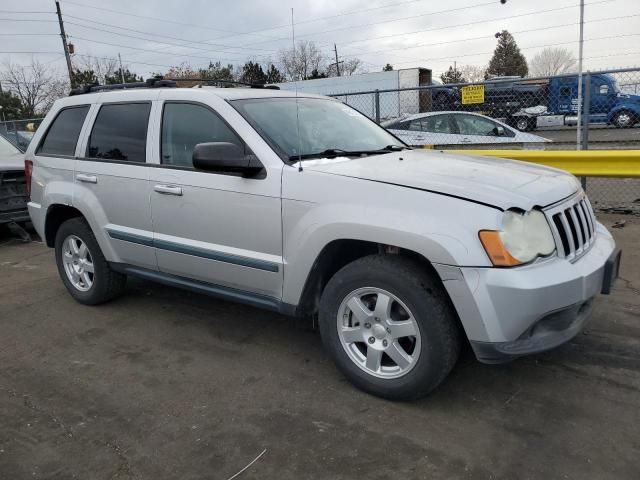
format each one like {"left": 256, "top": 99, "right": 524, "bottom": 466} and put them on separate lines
{"left": 330, "top": 67, "right": 640, "bottom": 214}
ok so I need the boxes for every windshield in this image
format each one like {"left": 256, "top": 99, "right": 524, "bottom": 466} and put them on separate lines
{"left": 231, "top": 97, "right": 405, "bottom": 161}
{"left": 0, "top": 135, "right": 21, "bottom": 155}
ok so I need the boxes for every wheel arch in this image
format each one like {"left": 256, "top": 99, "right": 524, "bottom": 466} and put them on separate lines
{"left": 294, "top": 239, "right": 445, "bottom": 318}
{"left": 44, "top": 204, "right": 86, "bottom": 247}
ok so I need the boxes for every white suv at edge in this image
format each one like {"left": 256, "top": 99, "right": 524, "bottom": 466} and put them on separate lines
{"left": 24, "top": 80, "right": 621, "bottom": 400}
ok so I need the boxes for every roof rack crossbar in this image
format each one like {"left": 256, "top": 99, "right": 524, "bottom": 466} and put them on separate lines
{"left": 69, "top": 77, "right": 177, "bottom": 96}
{"left": 165, "top": 78, "right": 280, "bottom": 90}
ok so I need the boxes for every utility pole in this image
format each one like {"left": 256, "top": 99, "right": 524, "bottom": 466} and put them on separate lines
{"left": 55, "top": 1, "right": 74, "bottom": 87}
{"left": 118, "top": 53, "right": 126, "bottom": 86}
{"left": 454, "top": 61, "right": 457, "bottom": 80}
{"left": 334, "top": 44, "right": 341, "bottom": 76}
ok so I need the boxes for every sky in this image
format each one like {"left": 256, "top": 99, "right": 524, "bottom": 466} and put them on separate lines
{"left": 1, "top": 0, "right": 639, "bottom": 81}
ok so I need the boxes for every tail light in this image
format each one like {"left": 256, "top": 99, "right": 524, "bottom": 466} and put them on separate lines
{"left": 24, "top": 159, "right": 33, "bottom": 198}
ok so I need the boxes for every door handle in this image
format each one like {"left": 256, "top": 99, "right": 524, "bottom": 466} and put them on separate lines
{"left": 76, "top": 174, "right": 97, "bottom": 184}
{"left": 154, "top": 184, "right": 183, "bottom": 196}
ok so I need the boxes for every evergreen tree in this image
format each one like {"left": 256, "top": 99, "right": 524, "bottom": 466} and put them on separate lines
{"left": 0, "top": 91, "right": 24, "bottom": 120}
{"left": 486, "top": 30, "right": 528, "bottom": 78}
{"left": 71, "top": 69, "right": 97, "bottom": 88}
{"left": 440, "top": 66, "right": 467, "bottom": 84}
{"left": 105, "top": 68, "right": 143, "bottom": 84}
{"left": 307, "top": 68, "right": 327, "bottom": 80}
{"left": 240, "top": 61, "right": 267, "bottom": 85}
{"left": 382, "top": 63, "right": 393, "bottom": 71}
{"left": 265, "top": 64, "right": 285, "bottom": 83}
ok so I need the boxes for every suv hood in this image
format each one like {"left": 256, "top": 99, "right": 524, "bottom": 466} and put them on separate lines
{"left": 302, "top": 149, "right": 579, "bottom": 210}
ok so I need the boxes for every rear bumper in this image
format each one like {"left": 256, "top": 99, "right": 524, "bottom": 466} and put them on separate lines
{"left": 435, "top": 222, "right": 619, "bottom": 362}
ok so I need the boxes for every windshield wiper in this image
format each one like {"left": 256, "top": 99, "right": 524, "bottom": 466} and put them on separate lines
{"left": 289, "top": 145, "right": 410, "bottom": 162}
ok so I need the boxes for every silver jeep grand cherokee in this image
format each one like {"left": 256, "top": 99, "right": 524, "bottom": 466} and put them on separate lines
{"left": 25, "top": 79, "right": 621, "bottom": 400}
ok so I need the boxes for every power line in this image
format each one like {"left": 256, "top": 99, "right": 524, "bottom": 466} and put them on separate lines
{"left": 0, "top": 33, "right": 59, "bottom": 36}
{"left": 0, "top": 10, "right": 54, "bottom": 14}
{"left": 63, "top": 15, "right": 278, "bottom": 53}
{"left": 0, "top": 18, "right": 57, "bottom": 22}
{"left": 239, "top": 0, "right": 607, "bottom": 47}
{"left": 215, "top": 0, "right": 496, "bottom": 38}
{"left": 360, "top": 33, "right": 640, "bottom": 70}
{"left": 322, "top": 0, "right": 612, "bottom": 51}
{"left": 61, "top": 0, "right": 283, "bottom": 42}
{"left": 68, "top": 35, "right": 244, "bottom": 63}
{"left": 340, "top": 13, "right": 640, "bottom": 60}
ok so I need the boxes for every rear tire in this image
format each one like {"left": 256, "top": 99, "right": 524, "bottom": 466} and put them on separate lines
{"left": 54, "top": 217, "right": 126, "bottom": 305}
{"left": 319, "top": 254, "right": 460, "bottom": 400}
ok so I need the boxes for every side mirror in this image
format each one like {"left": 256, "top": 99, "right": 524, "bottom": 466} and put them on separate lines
{"left": 599, "top": 85, "right": 609, "bottom": 95}
{"left": 494, "top": 126, "right": 505, "bottom": 136}
{"left": 192, "top": 142, "right": 263, "bottom": 177}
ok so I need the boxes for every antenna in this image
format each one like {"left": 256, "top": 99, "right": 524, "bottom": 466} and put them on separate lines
{"left": 292, "top": 7, "right": 303, "bottom": 172}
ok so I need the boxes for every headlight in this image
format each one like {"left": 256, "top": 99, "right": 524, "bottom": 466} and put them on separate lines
{"left": 479, "top": 209, "right": 556, "bottom": 267}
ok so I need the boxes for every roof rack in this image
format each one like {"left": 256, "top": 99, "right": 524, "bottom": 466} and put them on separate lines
{"left": 166, "top": 78, "right": 280, "bottom": 90}
{"left": 69, "top": 77, "right": 177, "bottom": 96}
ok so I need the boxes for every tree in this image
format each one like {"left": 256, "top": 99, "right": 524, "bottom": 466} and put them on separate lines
{"left": 105, "top": 68, "right": 143, "bottom": 84}
{"left": 278, "top": 40, "right": 326, "bottom": 80}
{"left": 240, "top": 61, "right": 267, "bottom": 85}
{"left": 307, "top": 68, "right": 327, "bottom": 79}
{"left": 440, "top": 65, "right": 466, "bottom": 84}
{"left": 265, "top": 64, "right": 285, "bottom": 83}
{"left": 71, "top": 68, "right": 97, "bottom": 87}
{"left": 382, "top": 63, "right": 394, "bottom": 71}
{"left": 74, "top": 56, "right": 118, "bottom": 85}
{"left": 327, "top": 58, "right": 364, "bottom": 77}
{"left": 459, "top": 64, "right": 486, "bottom": 83}
{"left": 200, "top": 61, "right": 235, "bottom": 82}
{"left": 529, "top": 47, "right": 576, "bottom": 77}
{"left": 0, "top": 91, "right": 23, "bottom": 120}
{"left": 1, "top": 60, "right": 65, "bottom": 117}
{"left": 486, "top": 30, "right": 528, "bottom": 78}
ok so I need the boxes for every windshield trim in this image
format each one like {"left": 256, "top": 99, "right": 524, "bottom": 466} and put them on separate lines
{"left": 227, "top": 96, "right": 408, "bottom": 165}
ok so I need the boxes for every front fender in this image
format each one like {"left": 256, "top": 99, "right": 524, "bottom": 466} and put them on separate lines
{"left": 281, "top": 170, "right": 501, "bottom": 306}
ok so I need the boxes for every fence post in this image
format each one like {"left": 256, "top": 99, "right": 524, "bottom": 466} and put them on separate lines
{"left": 581, "top": 72, "right": 591, "bottom": 191}
{"left": 582, "top": 72, "right": 591, "bottom": 151}
{"left": 374, "top": 89, "right": 380, "bottom": 124}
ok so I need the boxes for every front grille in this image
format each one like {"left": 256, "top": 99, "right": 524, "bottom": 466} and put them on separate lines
{"left": 545, "top": 194, "right": 596, "bottom": 260}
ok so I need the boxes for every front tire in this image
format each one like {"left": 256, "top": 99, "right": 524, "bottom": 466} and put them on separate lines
{"left": 319, "top": 255, "right": 460, "bottom": 400}
{"left": 55, "top": 217, "right": 126, "bottom": 305}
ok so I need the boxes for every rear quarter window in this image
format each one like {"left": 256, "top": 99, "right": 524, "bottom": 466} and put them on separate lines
{"left": 37, "top": 106, "right": 90, "bottom": 157}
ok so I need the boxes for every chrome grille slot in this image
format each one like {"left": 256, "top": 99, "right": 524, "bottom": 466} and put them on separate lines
{"left": 546, "top": 194, "right": 596, "bottom": 261}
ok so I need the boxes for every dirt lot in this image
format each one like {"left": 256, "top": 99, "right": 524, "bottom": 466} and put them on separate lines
{"left": 0, "top": 215, "right": 639, "bottom": 480}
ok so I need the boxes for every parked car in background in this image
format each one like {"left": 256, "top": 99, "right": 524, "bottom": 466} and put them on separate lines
{"left": 0, "top": 135, "right": 29, "bottom": 226}
{"left": 383, "top": 111, "right": 549, "bottom": 146}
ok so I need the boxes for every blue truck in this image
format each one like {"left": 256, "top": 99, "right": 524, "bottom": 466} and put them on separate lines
{"left": 437, "top": 73, "right": 640, "bottom": 132}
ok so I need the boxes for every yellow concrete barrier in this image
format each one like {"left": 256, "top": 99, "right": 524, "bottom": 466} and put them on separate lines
{"left": 446, "top": 150, "right": 640, "bottom": 178}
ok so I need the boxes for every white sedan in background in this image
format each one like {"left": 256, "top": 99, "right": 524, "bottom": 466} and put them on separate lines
{"left": 383, "top": 111, "right": 549, "bottom": 146}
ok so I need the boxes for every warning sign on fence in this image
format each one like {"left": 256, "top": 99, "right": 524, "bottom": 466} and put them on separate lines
{"left": 461, "top": 85, "right": 485, "bottom": 105}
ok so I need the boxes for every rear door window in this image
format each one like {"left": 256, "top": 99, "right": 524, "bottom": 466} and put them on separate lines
{"left": 38, "top": 106, "right": 90, "bottom": 156}
{"left": 87, "top": 103, "right": 151, "bottom": 163}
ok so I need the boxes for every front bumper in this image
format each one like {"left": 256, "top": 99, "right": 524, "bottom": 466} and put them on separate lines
{"left": 435, "top": 222, "right": 619, "bottom": 363}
